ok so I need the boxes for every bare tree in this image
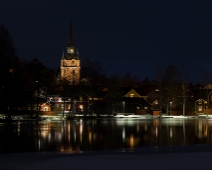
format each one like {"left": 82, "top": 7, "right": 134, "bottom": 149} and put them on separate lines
{"left": 160, "top": 65, "right": 181, "bottom": 115}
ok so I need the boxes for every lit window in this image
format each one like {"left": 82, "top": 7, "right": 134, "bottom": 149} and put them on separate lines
{"left": 79, "top": 105, "right": 83, "bottom": 109}
{"left": 9, "top": 69, "right": 14, "bottom": 73}
{"left": 68, "top": 48, "right": 74, "bottom": 53}
{"left": 44, "top": 107, "right": 48, "bottom": 111}
{"left": 198, "top": 106, "right": 202, "bottom": 111}
{"left": 130, "top": 93, "right": 134, "bottom": 97}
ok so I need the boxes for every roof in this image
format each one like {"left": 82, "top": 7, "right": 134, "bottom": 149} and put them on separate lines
{"left": 121, "top": 87, "right": 147, "bottom": 97}
{"left": 204, "top": 84, "right": 212, "bottom": 89}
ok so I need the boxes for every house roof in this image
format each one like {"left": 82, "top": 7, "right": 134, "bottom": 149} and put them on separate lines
{"left": 41, "top": 103, "right": 51, "bottom": 107}
{"left": 204, "top": 84, "right": 212, "bottom": 89}
{"left": 121, "top": 87, "right": 147, "bottom": 97}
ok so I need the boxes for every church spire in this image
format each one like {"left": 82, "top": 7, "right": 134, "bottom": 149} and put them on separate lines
{"left": 66, "top": 18, "right": 78, "bottom": 58}
{"left": 60, "top": 17, "right": 81, "bottom": 84}
{"left": 68, "top": 18, "right": 74, "bottom": 47}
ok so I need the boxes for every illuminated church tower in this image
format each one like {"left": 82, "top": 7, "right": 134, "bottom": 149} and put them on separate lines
{"left": 60, "top": 20, "right": 80, "bottom": 84}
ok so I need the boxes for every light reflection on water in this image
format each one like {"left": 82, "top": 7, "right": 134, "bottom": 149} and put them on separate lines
{"left": 0, "top": 118, "right": 212, "bottom": 153}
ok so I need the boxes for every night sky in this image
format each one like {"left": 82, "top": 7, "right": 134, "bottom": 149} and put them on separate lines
{"left": 1, "top": 0, "right": 212, "bottom": 84}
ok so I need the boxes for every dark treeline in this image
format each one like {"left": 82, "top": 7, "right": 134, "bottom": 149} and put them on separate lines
{"left": 0, "top": 25, "right": 209, "bottom": 116}
{"left": 0, "top": 25, "right": 56, "bottom": 117}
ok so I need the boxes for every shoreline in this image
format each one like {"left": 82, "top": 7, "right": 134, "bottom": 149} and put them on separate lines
{"left": 0, "top": 114, "right": 212, "bottom": 122}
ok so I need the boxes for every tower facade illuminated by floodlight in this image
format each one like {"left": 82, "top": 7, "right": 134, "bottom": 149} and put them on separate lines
{"left": 60, "top": 20, "right": 80, "bottom": 84}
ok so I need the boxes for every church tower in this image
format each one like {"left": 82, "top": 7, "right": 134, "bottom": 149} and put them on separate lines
{"left": 60, "top": 20, "right": 80, "bottom": 84}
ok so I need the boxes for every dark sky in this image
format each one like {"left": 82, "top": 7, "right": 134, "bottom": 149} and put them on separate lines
{"left": 1, "top": 0, "right": 212, "bottom": 84}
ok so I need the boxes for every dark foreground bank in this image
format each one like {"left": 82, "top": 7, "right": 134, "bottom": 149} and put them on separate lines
{"left": 1, "top": 145, "right": 212, "bottom": 170}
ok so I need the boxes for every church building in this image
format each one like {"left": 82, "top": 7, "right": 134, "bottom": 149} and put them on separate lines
{"left": 60, "top": 20, "right": 80, "bottom": 84}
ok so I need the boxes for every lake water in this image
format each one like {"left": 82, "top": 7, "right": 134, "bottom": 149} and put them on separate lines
{"left": 0, "top": 118, "right": 212, "bottom": 153}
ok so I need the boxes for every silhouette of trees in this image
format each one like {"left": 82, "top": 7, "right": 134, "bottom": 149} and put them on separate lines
{"left": 80, "top": 59, "right": 106, "bottom": 114}
{"left": 0, "top": 25, "right": 56, "bottom": 116}
{"left": 104, "top": 73, "right": 123, "bottom": 114}
{"left": 20, "top": 58, "right": 56, "bottom": 114}
{"left": 160, "top": 65, "right": 181, "bottom": 114}
{"left": 0, "top": 25, "right": 20, "bottom": 116}
{"left": 121, "top": 72, "right": 141, "bottom": 87}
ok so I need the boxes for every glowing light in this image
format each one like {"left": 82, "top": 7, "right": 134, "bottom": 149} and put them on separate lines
{"left": 38, "top": 139, "right": 40, "bottom": 151}
{"left": 136, "top": 124, "right": 140, "bottom": 132}
{"left": 170, "top": 127, "right": 172, "bottom": 138}
{"left": 122, "top": 127, "right": 125, "bottom": 142}
{"left": 130, "top": 93, "right": 134, "bottom": 97}
{"left": 89, "top": 131, "right": 92, "bottom": 143}
{"left": 80, "top": 124, "right": 83, "bottom": 135}
{"left": 130, "top": 134, "right": 134, "bottom": 148}
{"left": 17, "top": 121, "right": 20, "bottom": 136}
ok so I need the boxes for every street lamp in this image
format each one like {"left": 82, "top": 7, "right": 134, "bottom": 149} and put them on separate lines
{"left": 170, "top": 102, "right": 172, "bottom": 115}
{"left": 155, "top": 89, "right": 161, "bottom": 116}
{"left": 204, "top": 100, "right": 207, "bottom": 115}
{"left": 122, "top": 101, "right": 125, "bottom": 115}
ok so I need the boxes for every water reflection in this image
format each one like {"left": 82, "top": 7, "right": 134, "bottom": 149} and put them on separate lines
{"left": 1, "top": 118, "right": 212, "bottom": 153}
